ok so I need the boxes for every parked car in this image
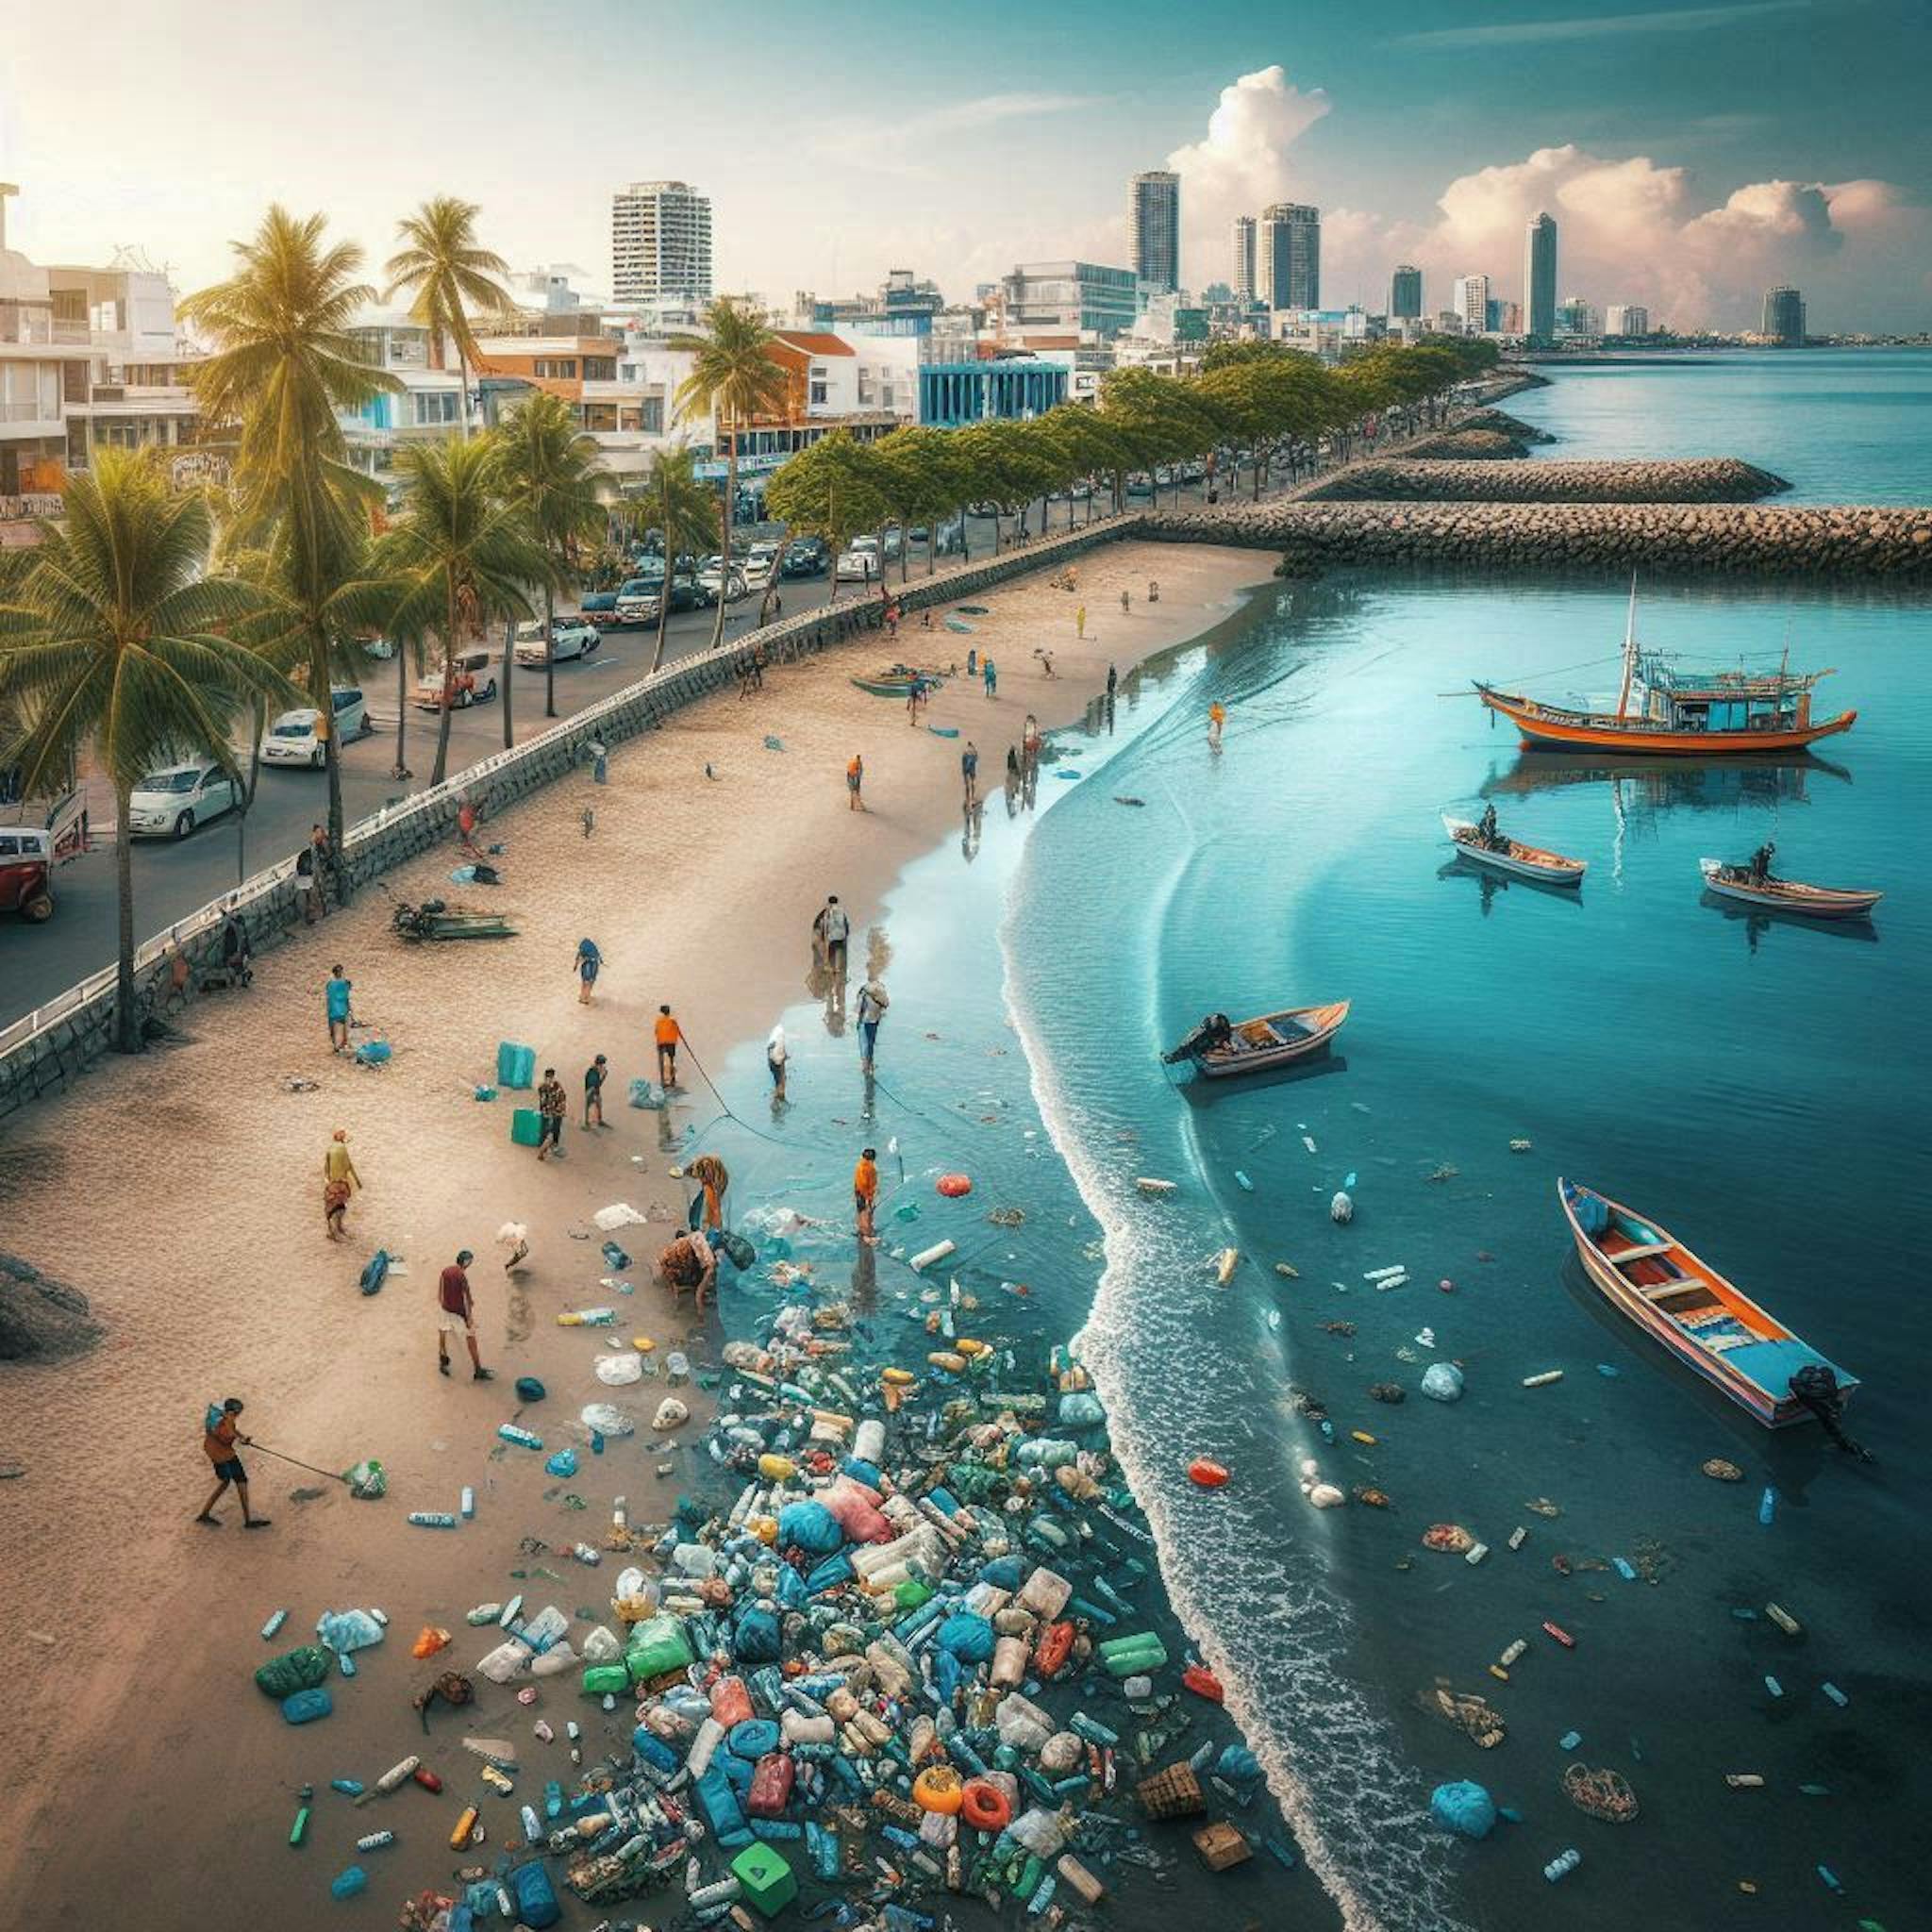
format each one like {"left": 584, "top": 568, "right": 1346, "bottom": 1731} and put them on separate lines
{"left": 411, "top": 650, "right": 499, "bottom": 710}
{"left": 836, "top": 538, "right": 881, "bottom": 583}
{"left": 0, "top": 790, "right": 86, "bottom": 923}
{"left": 513, "top": 616, "right": 601, "bottom": 667}
{"left": 579, "top": 590, "right": 620, "bottom": 629}
{"left": 614, "top": 577, "right": 663, "bottom": 627}
{"left": 128, "top": 761, "right": 243, "bottom": 841}
{"left": 880, "top": 527, "right": 905, "bottom": 562}
{"left": 741, "top": 543, "right": 778, "bottom": 590}
{"left": 696, "top": 556, "right": 749, "bottom": 602}
{"left": 262, "top": 687, "right": 370, "bottom": 768}
{"left": 360, "top": 636, "right": 397, "bottom": 660}
{"left": 780, "top": 537, "right": 829, "bottom": 579}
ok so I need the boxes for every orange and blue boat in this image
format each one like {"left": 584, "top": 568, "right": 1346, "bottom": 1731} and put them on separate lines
{"left": 1476, "top": 582, "right": 1856, "bottom": 757}
{"left": 1557, "top": 1178, "right": 1857, "bottom": 1427}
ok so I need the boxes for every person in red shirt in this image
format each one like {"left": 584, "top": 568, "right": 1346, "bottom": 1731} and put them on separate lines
{"left": 195, "top": 1396, "right": 271, "bottom": 1529}
{"left": 437, "top": 1249, "right": 492, "bottom": 1381}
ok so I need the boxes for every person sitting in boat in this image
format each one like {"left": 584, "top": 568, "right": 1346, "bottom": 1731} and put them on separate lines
{"left": 1476, "top": 803, "right": 1504, "bottom": 851}
{"left": 1747, "top": 840, "right": 1775, "bottom": 886}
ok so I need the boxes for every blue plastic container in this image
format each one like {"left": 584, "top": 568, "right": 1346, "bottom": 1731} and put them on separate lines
{"left": 282, "top": 1686, "right": 334, "bottom": 1725}
{"left": 497, "top": 1041, "right": 536, "bottom": 1090}
{"left": 509, "top": 1859, "right": 562, "bottom": 1928}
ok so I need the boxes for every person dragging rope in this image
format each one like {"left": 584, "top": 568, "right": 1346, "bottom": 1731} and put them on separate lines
{"left": 195, "top": 1397, "right": 272, "bottom": 1529}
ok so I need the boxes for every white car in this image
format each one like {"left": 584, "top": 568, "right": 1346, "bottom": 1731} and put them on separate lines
{"left": 741, "top": 544, "right": 778, "bottom": 590}
{"left": 128, "top": 761, "right": 243, "bottom": 841}
{"left": 836, "top": 539, "right": 881, "bottom": 583}
{"left": 696, "top": 557, "right": 749, "bottom": 602}
{"left": 513, "top": 616, "right": 601, "bottom": 667}
{"left": 261, "top": 688, "right": 370, "bottom": 768}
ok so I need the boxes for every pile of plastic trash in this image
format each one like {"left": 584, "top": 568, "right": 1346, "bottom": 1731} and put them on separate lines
{"left": 308, "top": 1284, "right": 1280, "bottom": 1927}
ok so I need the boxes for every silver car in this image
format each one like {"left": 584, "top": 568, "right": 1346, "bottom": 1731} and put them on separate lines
{"left": 127, "top": 761, "right": 243, "bottom": 841}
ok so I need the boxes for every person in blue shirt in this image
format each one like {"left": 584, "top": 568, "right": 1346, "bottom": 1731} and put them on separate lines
{"left": 575, "top": 937, "right": 603, "bottom": 1006}
{"left": 325, "top": 965, "right": 353, "bottom": 1053}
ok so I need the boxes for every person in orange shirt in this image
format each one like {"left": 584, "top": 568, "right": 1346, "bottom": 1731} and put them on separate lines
{"left": 1208, "top": 700, "right": 1226, "bottom": 750}
{"left": 196, "top": 1397, "right": 271, "bottom": 1529}
{"left": 655, "top": 1005, "right": 684, "bottom": 1089}
{"left": 846, "top": 753, "right": 865, "bottom": 811}
{"left": 853, "top": 1145, "right": 879, "bottom": 1241}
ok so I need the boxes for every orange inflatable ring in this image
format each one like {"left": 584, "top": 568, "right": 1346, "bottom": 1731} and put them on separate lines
{"left": 936, "top": 1174, "right": 973, "bottom": 1198}
{"left": 959, "top": 1778, "right": 1012, "bottom": 1831}
{"left": 1188, "top": 1458, "right": 1230, "bottom": 1489}
{"left": 912, "top": 1766, "right": 965, "bottom": 1814}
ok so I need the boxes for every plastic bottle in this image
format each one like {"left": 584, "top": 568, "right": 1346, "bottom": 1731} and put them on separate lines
{"left": 290, "top": 1801, "right": 310, "bottom": 1846}
{"left": 329, "top": 1778, "right": 363, "bottom": 1797}
{"left": 521, "top": 1805, "right": 542, "bottom": 1841}
{"left": 328, "top": 1867, "right": 368, "bottom": 1901}
{"left": 408, "top": 1511, "right": 458, "bottom": 1529}
{"left": 1542, "top": 1848, "right": 1581, "bottom": 1883}
{"left": 498, "top": 1424, "right": 543, "bottom": 1450}
{"left": 1758, "top": 1486, "right": 1777, "bottom": 1526}
{"left": 354, "top": 1831, "right": 393, "bottom": 1852}
{"left": 261, "top": 1608, "right": 289, "bottom": 1641}
{"left": 1822, "top": 1682, "right": 1849, "bottom": 1707}
{"left": 572, "top": 1541, "right": 603, "bottom": 1566}
{"left": 459, "top": 1487, "right": 475, "bottom": 1520}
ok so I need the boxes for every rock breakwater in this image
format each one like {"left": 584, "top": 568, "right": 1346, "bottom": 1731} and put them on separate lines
{"left": 1304, "top": 456, "right": 1789, "bottom": 504}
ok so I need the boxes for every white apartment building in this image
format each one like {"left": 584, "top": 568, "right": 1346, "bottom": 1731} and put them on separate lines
{"left": 1452, "top": 274, "right": 1491, "bottom": 335}
{"left": 611, "top": 182, "right": 713, "bottom": 307}
{"left": 1605, "top": 304, "right": 1651, "bottom": 337}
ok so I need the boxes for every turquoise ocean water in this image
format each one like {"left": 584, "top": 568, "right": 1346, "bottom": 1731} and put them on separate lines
{"left": 703, "top": 352, "right": 1929, "bottom": 1932}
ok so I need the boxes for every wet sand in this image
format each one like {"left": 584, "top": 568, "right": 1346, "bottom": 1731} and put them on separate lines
{"left": 0, "top": 540, "right": 1269, "bottom": 1927}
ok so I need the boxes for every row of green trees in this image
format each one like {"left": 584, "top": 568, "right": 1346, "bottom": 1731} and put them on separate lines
{"left": 765, "top": 335, "right": 1500, "bottom": 575}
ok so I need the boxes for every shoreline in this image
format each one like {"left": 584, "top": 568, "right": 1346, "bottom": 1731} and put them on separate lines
{"left": 0, "top": 538, "right": 1274, "bottom": 1924}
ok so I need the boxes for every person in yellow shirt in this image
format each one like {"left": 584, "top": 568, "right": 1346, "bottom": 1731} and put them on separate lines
{"left": 323, "top": 1128, "right": 360, "bottom": 1241}
{"left": 1208, "top": 700, "right": 1226, "bottom": 750}
{"left": 853, "top": 1146, "right": 879, "bottom": 1241}
{"left": 655, "top": 1005, "right": 684, "bottom": 1089}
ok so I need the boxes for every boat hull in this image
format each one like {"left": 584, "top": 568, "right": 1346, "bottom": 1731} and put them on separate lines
{"left": 1698, "top": 861, "right": 1881, "bottom": 919}
{"left": 1193, "top": 1001, "right": 1350, "bottom": 1078}
{"left": 1481, "top": 687, "right": 1857, "bottom": 757}
{"left": 1442, "top": 816, "right": 1585, "bottom": 885}
{"left": 1557, "top": 1179, "right": 1855, "bottom": 1428}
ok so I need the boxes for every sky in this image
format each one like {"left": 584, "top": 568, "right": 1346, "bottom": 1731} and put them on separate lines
{"left": 3, "top": 0, "right": 1928, "bottom": 331}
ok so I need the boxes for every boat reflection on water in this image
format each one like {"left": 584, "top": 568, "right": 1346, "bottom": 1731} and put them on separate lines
{"left": 1699, "top": 890, "right": 1880, "bottom": 953}
{"left": 1176, "top": 1051, "right": 1350, "bottom": 1111}
{"left": 1437, "top": 854, "right": 1585, "bottom": 914}
{"left": 1481, "top": 747, "right": 1850, "bottom": 811}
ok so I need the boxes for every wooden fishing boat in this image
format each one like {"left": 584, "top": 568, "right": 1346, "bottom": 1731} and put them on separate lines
{"left": 851, "top": 664, "right": 945, "bottom": 698}
{"left": 1162, "top": 1001, "right": 1350, "bottom": 1078}
{"left": 391, "top": 901, "right": 518, "bottom": 943}
{"left": 1557, "top": 1179, "right": 1857, "bottom": 1428}
{"left": 1442, "top": 815, "right": 1587, "bottom": 885}
{"left": 1476, "top": 581, "right": 1856, "bottom": 757}
{"left": 1699, "top": 858, "right": 1881, "bottom": 920}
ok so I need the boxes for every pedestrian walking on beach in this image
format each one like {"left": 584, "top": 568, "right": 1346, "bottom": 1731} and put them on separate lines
{"left": 1076, "top": 604, "right": 1087, "bottom": 640}
{"left": 1038, "top": 648, "right": 1056, "bottom": 677}
{"left": 1120, "top": 589, "right": 1131, "bottom": 617}
{"left": 575, "top": 936, "right": 603, "bottom": 1005}
{"left": 1006, "top": 744, "right": 1021, "bottom": 794}
{"left": 323, "top": 1128, "right": 360, "bottom": 1241}
{"left": 536, "top": 1067, "right": 566, "bottom": 1160}
{"left": 846, "top": 752, "right": 865, "bottom": 811}
{"left": 655, "top": 1005, "right": 685, "bottom": 1089}
{"left": 658, "top": 1229, "right": 718, "bottom": 1310}
{"left": 857, "top": 975, "right": 889, "bottom": 1073}
{"left": 1108, "top": 662, "right": 1118, "bottom": 702}
{"left": 437, "top": 1249, "right": 492, "bottom": 1380}
{"left": 325, "top": 964, "right": 353, "bottom": 1053}
{"left": 1148, "top": 579, "right": 1159, "bottom": 604}
{"left": 1208, "top": 700, "right": 1226, "bottom": 750}
{"left": 982, "top": 656, "right": 997, "bottom": 698}
{"left": 854, "top": 1145, "right": 879, "bottom": 1242}
{"left": 688, "top": 1152, "right": 729, "bottom": 1233}
{"left": 961, "top": 740, "right": 979, "bottom": 808}
{"left": 296, "top": 835, "right": 324, "bottom": 924}
{"left": 195, "top": 1397, "right": 271, "bottom": 1529}
{"left": 767, "top": 1022, "right": 789, "bottom": 1104}
{"left": 815, "top": 896, "right": 850, "bottom": 979}
{"left": 457, "top": 794, "right": 482, "bottom": 859}
{"left": 583, "top": 1054, "right": 608, "bottom": 1128}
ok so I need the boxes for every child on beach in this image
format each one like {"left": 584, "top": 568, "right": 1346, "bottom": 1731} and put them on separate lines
{"left": 655, "top": 1007, "right": 685, "bottom": 1089}
{"left": 846, "top": 753, "right": 865, "bottom": 811}
{"left": 854, "top": 1146, "right": 879, "bottom": 1241}
{"left": 583, "top": 1054, "right": 608, "bottom": 1128}
{"left": 195, "top": 1398, "right": 270, "bottom": 1529}
{"left": 982, "top": 657, "right": 996, "bottom": 698}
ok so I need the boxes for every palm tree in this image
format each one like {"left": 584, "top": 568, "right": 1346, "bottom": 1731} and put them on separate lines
{"left": 366, "top": 438, "right": 547, "bottom": 787}
{"left": 640, "top": 445, "right": 721, "bottom": 675}
{"left": 0, "top": 452, "right": 295, "bottom": 1052}
{"left": 181, "top": 206, "right": 396, "bottom": 892}
{"left": 671, "top": 299, "right": 787, "bottom": 651}
{"left": 383, "top": 196, "right": 512, "bottom": 440}
{"left": 490, "top": 391, "right": 608, "bottom": 733}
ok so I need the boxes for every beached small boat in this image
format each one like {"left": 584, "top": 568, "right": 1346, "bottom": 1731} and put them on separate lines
{"left": 1442, "top": 815, "right": 1587, "bottom": 886}
{"left": 392, "top": 901, "right": 518, "bottom": 942}
{"left": 1162, "top": 1002, "right": 1350, "bottom": 1078}
{"left": 1698, "top": 858, "right": 1881, "bottom": 920}
{"left": 851, "top": 664, "right": 945, "bottom": 698}
{"left": 1557, "top": 1178, "right": 1857, "bottom": 1428}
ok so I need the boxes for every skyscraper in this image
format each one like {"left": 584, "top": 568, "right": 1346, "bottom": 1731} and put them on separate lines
{"left": 1524, "top": 211, "right": 1557, "bottom": 343}
{"left": 611, "top": 181, "right": 714, "bottom": 305}
{"left": 1232, "top": 216, "right": 1257, "bottom": 303}
{"left": 1762, "top": 286, "right": 1806, "bottom": 345}
{"left": 1390, "top": 264, "right": 1423, "bottom": 320}
{"left": 1259, "top": 204, "right": 1320, "bottom": 310}
{"left": 1129, "top": 171, "right": 1181, "bottom": 295}
{"left": 1605, "top": 304, "right": 1650, "bottom": 338}
{"left": 1452, "top": 274, "right": 1491, "bottom": 334}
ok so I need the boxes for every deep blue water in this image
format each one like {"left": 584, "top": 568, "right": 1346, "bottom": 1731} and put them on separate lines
{"left": 703, "top": 358, "right": 1930, "bottom": 1932}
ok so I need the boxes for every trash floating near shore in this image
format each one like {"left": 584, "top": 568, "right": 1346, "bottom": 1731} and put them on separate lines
{"left": 1213, "top": 1248, "right": 1240, "bottom": 1286}
{"left": 1274, "top": 1260, "right": 1300, "bottom": 1278}
{"left": 1522, "top": 1370, "right": 1564, "bottom": 1389}
{"left": 1703, "top": 1457, "right": 1743, "bottom": 1481}
{"left": 1135, "top": 1176, "right": 1177, "bottom": 1196}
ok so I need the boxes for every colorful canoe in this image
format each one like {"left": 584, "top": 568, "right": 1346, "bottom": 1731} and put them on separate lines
{"left": 1164, "top": 1002, "right": 1350, "bottom": 1078}
{"left": 1557, "top": 1178, "right": 1857, "bottom": 1428}
{"left": 1442, "top": 815, "right": 1586, "bottom": 886}
{"left": 1698, "top": 859, "right": 1881, "bottom": 920}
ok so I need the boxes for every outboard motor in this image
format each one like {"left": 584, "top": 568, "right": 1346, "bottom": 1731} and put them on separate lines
{"left": 1788, "top": 1364, "right": 1874, "bottom": 1461}
{"left": 1162, "top": 1012, "right": 1234, "bottom": 1064}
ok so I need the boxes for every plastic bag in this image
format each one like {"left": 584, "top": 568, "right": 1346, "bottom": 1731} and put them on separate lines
{"left": 476, "top": 1641, "right": 529, "bottom": 1686}
{"left": 652, "top": 1397, "right": 690, "bottom": 1430}
{"left": 595, "top": 1354, "right": 643, "bottom": 1386}
{"left": 580, "top": 1624, "right": 622, "bottom": 1665}
{"left": 1421, "top": 1362, "right": 1465, "bottom": 1403}
{"left": 580, "top": 1403, "right": 635, "bottom": 1438}
{"left": 627, "top": 1079, "right": 665, "bottom": 1110}
{"left": 256, "top": 1645, "right": 330, "bottom": 1699}
{"left": 317, "top": 1608, "right": 385, "bottom": 1655}
{"left": 545, "top": 1447, "right": 579, "bottom": 1478}
{"left": 411, "top": 1625, "right": 453, "bottom": 1659}
{"left": 592, "top": 1203, "right": 646, "bottom": 1231}
{"left": 344, "top": 1458, "right": 388, "bottom": 1500}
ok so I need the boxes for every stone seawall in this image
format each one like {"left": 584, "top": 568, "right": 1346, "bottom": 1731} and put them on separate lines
{"left": 1304, "top": 457, "right": 1790, "bottom": 504}
{"left": 1141, "top": 501, "right": 1932, "bottom": 580}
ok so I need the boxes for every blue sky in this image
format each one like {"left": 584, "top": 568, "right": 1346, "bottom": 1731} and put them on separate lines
{"left": 3, "top": 0, "right": 1927, "bottom": 328}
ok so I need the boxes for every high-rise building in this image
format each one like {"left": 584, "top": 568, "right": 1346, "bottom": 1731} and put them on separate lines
{"left": 1232, "top": 216, "right": 1257, "bottom": 303}
{"left": 1452, "top": 274, "right": 1491, "bottom": 334}
{"left": 1762, "top": 286, "right": 1805, "bottom": 345}
{"left": 1129, "top": 171, "right": 1181, "bottom": 295}
{"left": 1605, "top": 304, "right": 1650, "bottom": 338}
{"left": 1524, "top": 211, "right": 1557, "bottom": 343}
{"left": 611, "top": 181, "right": 713, "bottom": 306}
{"left": 1259, "top": 204, "right": 1320, "bottom": 310}
{"left": 1557, "top": 294, "right": 1600, "bottom": 339}
{"left": 998, "top": 261, "right": 1140, "bottom": 339}
{"left": 1390, "top": 263, "right": 1423, "bottom": 320}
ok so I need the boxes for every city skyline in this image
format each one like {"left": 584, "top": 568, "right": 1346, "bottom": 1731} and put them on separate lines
{"left": 3, "top": 1, "right": 1928, "bottom": 330}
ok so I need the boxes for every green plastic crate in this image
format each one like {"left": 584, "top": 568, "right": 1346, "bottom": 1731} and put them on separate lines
{"left": 510, "top": 1108, "right": 542, "bottom": 1147}
{"left": 730, "top": 1840, "right": 797, "bottom": 1918}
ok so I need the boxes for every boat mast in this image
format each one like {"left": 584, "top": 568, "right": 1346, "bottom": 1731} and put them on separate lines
{"left": 1614, "top": 574, "right": 1639, "bottom": 718}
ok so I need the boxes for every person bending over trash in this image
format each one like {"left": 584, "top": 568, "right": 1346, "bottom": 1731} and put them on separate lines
{"left": 658, "top": 1230, "right": 718, "bottom": 1310}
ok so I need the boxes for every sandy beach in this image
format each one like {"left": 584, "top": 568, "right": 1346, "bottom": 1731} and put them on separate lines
{"left": 0, "top": 538, "right": 1269, "bottom": 1927}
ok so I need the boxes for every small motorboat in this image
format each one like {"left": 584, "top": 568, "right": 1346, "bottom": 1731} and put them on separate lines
{"left": 1699, "top": 858, "right": 1881, "bottom": 920}
{"left": 391, "top": 899, "right": 518, "bottom": 943}
{"left": 851, "top": 664, "right": 945, "bottom": 698}
{"left": 1557, "top": 1178, "right": 1857, "bottom": 1428}
{"left": 1162, "top": 1002, "right": 1350, "bottom": 1078}
{"left": 1442, "top": 814, "right": 1587, "bottom": 886}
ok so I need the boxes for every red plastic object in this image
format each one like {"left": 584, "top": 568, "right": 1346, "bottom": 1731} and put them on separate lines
{"left": 1182, "top": 1665, "right": 1225, "bottom": 1704}
{"left": 959, "top": 1778, "right": 1012, "bottom": 1831}
{"left": 936, "top": 1174, "right": 973, "bottom": 1198}
{"left": 1188, "top": 1458, "right": 1229, "bottom": 1489}
{"left": 1542, "top": 1621, "right": 1576, "bottom": 1649}
{"left": 710, "top": 1674, "right": 756, "bottom": 1728}
{"left": 1032, "top": 1620, "right": 1074, "bottom": 1678}
{"left": 747, "top": 1751, "right": 795, "bottom": 1820}
{"left": 412, "top": 1765, "right": 443, "bottom": 1793}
